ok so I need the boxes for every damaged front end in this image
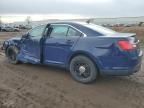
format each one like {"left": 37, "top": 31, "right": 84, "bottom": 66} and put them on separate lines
{"left": 1, "top": 37, "right": 22, "bottom": 52}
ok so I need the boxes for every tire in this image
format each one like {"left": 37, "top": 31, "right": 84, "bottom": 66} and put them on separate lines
{"left": 6, "top": 46, "right": 20, "bottom": 64}
{"left": 69, "top": 55, "right": 98, "bottom": 83}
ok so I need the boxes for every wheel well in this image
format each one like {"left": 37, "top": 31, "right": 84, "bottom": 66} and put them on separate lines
{"left": 68, "top": 53, "right": 100, "bottom": 73}
{"left": 5, "top": 45, "right": 10, "bottom": 56}
{"left": 5, "top": 45, "right": 19, "bottom": 56}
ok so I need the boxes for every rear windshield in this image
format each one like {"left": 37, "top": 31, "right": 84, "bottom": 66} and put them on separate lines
{"left": 83, "top": 23, "right": 116, "bottom": 35}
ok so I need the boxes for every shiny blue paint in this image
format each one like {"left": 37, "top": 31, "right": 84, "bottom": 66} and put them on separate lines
{"left": 43, "top": 36, "right": 80, "bottom": 65}
{"left": 2, "top": 22, "right": 143, "bottom": 76}
{"left": 18, "top": 36, "right": 41, "bottom": 64}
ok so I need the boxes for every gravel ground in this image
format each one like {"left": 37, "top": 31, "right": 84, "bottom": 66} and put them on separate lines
{"left": 0, "top": 28, "right": 144, "bottom": 108}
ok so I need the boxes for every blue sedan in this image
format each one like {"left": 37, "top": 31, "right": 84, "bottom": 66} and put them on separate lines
{"left": 2, "top": 22, "right": 143, "bottom": 83}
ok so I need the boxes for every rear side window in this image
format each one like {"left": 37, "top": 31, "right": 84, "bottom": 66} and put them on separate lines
{"left": 50, "top": 25, "right": 68, "bottom": 37}
{"left": 84, "top": 24, "right": 116, "bottom": 35}
{"left": 67, "top": 27, "right": 82, "bottom": 37}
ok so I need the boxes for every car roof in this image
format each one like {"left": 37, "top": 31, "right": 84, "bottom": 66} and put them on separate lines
{"left": 48, "top": 21, "right": 104, "bottom": 36}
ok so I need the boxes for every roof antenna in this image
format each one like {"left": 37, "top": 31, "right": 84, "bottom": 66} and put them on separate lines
{"left": 86, "top": 19, "right": 91, "bottom": 24}
{"left": 86, "top": 18, "right": 94, "bottom": 24}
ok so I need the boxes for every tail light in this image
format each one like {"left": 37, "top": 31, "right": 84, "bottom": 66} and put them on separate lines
{"left": 118, "top": 40, "right": 136, "bottom": 51}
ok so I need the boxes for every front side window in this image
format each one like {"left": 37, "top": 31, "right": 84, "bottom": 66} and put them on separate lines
{"left": 29, "top": 25, "right": 45, "bottom": 37}
{"left": 50, "top": 25, "right": 68, "bottom": 37}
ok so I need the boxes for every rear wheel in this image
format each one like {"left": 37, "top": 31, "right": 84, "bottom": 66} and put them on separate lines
{"left": 70, "top": 55, "right": 98, "bottom": 83}
{"left": 6, "top": 46, "right": 20, "bottom": 64}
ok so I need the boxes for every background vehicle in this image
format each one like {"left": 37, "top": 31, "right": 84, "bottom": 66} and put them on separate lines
{"left": 19, "top": 24, "right": 32, "bottom": 30}
{"left": 2, "top": 22, "right": 143, "bottom": 83}
{"left": 1, "top": 26, "right": 20, "bottom": 32}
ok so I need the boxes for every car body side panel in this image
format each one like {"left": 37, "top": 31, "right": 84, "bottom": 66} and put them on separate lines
{"left": 2, "top": 22, "right": 142, "bottom": 76}
{"left": 17, "top": 36, "right": 41, "bottom": 64}
{"left": 66, "top": 37, "right": 114, "bottom": 70}
{"left": 67, "top": 36, "right": 142, "bottom": 75}
{"left": 4, "top": 35, "right": 142, "bottom": 76}
{"left": 43, "top": 36, "right": 80, "bottom": 66}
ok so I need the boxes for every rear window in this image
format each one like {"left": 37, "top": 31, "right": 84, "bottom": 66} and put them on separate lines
{"left": 84, "top": 24, "right": 116, "bottom": 35}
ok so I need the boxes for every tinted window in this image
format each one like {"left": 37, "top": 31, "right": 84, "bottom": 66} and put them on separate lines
{"left": 50, "top": 25, "right": 68, "bottom": 37}
{"left": 83, "top": 24, "right": 116, "bottom": 35}
{"left": 29, "top": 25, "right": 45, "bottom": 37}
{"left": 67, "top": 27, "right": 82, "bottom": 36}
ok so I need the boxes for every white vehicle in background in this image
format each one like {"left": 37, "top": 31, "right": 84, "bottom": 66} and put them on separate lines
{"left": 1, "top": 26, "right": 20, "bottom": 32}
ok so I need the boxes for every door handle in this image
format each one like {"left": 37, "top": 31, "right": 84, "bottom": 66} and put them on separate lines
{"left": 66, "top": 40, "right": 74, "bottom": 44}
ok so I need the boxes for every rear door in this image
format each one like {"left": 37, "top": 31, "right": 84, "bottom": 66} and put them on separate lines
{"left": 43, "top": 24, "right": 82, "bottom": 65}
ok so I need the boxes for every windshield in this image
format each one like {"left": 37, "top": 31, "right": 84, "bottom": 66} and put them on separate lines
{"left": 83, "top": 23, "right": 117, "bottom": 35}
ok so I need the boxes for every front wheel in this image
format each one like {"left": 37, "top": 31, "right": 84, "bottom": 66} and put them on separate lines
{"left": 69, "top": 55, "right": 98, "bottom": 83}
{"left": 6, "top": 46, "right": 20, "bottom": 64}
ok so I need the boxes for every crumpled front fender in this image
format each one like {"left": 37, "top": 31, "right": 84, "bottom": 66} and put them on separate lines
{"left": 2, "top": 37, "right": 21, "bottom": 51}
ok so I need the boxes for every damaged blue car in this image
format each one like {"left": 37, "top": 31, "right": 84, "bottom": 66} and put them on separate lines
{"left": 2, "top": 22, "right": 143, "bottom": 83}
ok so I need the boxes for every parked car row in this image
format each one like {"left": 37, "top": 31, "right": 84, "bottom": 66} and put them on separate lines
{"left": 0, "top": 26, "right": 20, "bottom": 32}
{"left": 18, "top": 25, "right": 32, "bottom": 30}
{"left": 0, "top": 24, "right": 32, "bottom": 32}
{"left": 101, "top": 23, "right": 144, "bottom": 27}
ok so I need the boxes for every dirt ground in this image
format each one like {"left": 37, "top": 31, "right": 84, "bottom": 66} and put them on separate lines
{"left": 0, "top": 27, "right": 144, "bottom": 108}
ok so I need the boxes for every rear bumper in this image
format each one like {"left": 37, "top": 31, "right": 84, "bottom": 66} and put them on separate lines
{"left": 100, "top": 50, "right": 143, "bottom": 76}
{"left": 100, "top": 62, "right": 141, "bottom": 76}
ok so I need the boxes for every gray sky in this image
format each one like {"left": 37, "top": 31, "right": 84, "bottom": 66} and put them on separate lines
{"left": 0, "top": 0, "right": 144, "bottom": 17}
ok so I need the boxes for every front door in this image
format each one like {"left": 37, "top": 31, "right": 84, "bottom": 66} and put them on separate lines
{"left": 18, "top": 25, "right": 45, "bottom": 64}
{"left": 43, "top": 24, "right": 82, "bottom": 65}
